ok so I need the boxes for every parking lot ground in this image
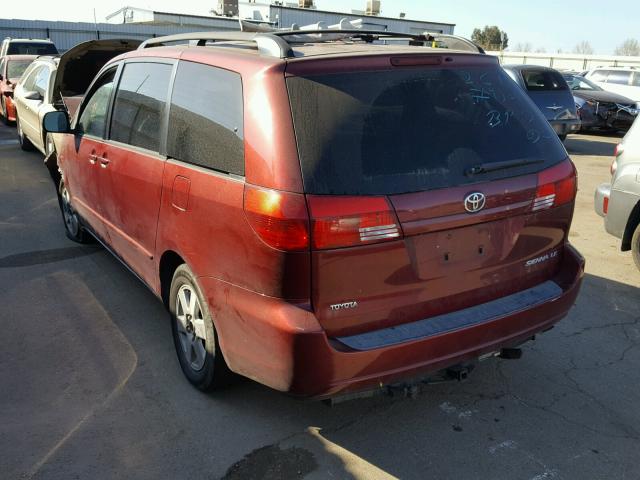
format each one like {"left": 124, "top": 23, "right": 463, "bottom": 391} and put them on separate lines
{"left": 1, "top": 124, "right": 639, "bottom": 480}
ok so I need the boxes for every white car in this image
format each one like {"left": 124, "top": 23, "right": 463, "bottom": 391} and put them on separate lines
{"left": 13, "top": 39, "right": 141, "bottom": 155}
{"left": 583, "top": 67, "right": 640, "bottom": 105}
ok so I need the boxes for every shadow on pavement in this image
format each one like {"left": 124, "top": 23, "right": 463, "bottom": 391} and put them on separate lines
{"left": 18, "top": 259, "right": 639, "bottom": 480}
{"left": 0, "top": 245, "right": 101, "bottom": 268}
{"left": 564, "top": 134, "right": 617, "bottom": 157}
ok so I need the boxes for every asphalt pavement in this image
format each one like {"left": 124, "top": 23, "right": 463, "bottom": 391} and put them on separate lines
{"left": 1, "top": 122, "right": 639, "bottom": 480}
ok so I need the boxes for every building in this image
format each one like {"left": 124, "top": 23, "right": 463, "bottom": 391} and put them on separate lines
{"left": 105, "top": 2, "right": 455, "bottom": 35}
{"left": 0, "top": 2, "right": 454, "bottom": 53}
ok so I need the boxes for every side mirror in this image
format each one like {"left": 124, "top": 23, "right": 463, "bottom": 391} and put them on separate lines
{"left": 23, "top": 90, "right": 42, "bottom": 101}
{"left": 43, "top": 111, "right": 71, "bottom": 134}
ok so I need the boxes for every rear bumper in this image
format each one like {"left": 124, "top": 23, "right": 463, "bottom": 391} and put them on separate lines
{"left": 550, "top": 119, "right": 581, "bottom": 136}
{"left": 202, "top": 244, "right": 585, "bottom": 399}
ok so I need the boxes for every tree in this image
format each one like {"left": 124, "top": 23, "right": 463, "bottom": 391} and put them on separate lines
{"left": 573, "top": 41, "right": 594, "bottom": 55}
{"left": 514, "top": 42, "right": 532, "bottom": 52}
{"left": 471, "top": 25, "right": 508, "bottom": 50}
{"left": 535, "top": 47, "right": 547, "bottom": 53}
{"left": 614, "top": 39, "right": 640, "bottom": 56}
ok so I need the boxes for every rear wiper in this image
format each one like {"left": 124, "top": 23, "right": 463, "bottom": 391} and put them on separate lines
{"left": 465, "top": 158, "right": 545, "bottom": 176}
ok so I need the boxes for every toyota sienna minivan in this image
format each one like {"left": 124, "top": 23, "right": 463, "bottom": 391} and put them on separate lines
{"left": 43, "top": 30, "right": 585, "bottom": 399}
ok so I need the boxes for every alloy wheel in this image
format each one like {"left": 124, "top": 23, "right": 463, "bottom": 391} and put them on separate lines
{"left": 175, "top": 284, "right": 208, "bottom": 372}
{"left": 60, "top": 185, "right": 79, "bottom": 237}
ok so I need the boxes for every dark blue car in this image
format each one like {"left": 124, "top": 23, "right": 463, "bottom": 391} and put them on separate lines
{"left": 503, "top": 65, "right": 580, "bottom": 141}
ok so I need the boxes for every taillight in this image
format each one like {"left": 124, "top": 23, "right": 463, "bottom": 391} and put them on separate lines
{"left": 243, "top": 185, "right": 309, "bottom": 251}
{"left": 603, "top": 197, "right": 609, "bottom": 215}
{"left": 307, "top": 196, "right": 402, "bottom": 250}
{"left": 532, "top": 160, "right": 577, "bottom": 212}
{"left": 614, "top": 144, "right": 624, "bottom": 157}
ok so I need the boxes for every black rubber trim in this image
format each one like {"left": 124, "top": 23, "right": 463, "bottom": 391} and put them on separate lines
{"left": 335, "top": 281, "right": 563, "bottom": 351}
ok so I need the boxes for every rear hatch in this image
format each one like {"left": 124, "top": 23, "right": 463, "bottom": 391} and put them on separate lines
{"left": 285, "top": 53, "right": 576, "bottom": 338}
{"left": 52, "top": 39, "right": 141, "bottom": 113}
{"left": 520, "top": 68, "right": 578, "bottom": 122}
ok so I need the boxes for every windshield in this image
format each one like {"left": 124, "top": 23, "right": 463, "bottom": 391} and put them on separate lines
{"left": 7, "top": 60, "right": 32, "bottom": 80}
{"left": 287, "top": 65, "right": 567, "bottom": 195}
{"left": 564, "top": 75, "right": 603, "bottom": 91}
{"left": 7, "top": 42, "right": 57, "bottom": 55}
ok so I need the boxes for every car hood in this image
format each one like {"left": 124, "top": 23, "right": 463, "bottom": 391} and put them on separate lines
{"left": 52, "top": 39, "right": 141, "bottom": 104}
{"left": 573, "top": 89, "right": 636, "bottom": 105}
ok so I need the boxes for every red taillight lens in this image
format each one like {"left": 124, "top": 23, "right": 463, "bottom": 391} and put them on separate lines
{"left": 603, "top": 196, "right": 609, "bottom": 215}
{"left": 533, "top": 160, "right": 577, "bottom": 211}
{"left": 307, "top": 196, "right": 402, "bottom": 250}
{"left": 614, "top": 144, "right": 624, "bottom": 157}
{"left": 243, "top": 185, "right": 309, "bottom": 251}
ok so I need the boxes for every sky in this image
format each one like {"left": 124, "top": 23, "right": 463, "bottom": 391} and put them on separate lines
{"left": 4, "top": 0, "right": 640, "bottom": 55}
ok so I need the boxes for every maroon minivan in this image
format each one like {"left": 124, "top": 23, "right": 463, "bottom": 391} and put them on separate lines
{"left": 43, "top": 31, "right": 584, "bottom": 399}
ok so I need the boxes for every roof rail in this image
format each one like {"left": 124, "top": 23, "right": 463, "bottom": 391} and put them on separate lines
{"left": 138, "top": 31, "right": 294, "bottom": 58}
{"left": 138, "top": 28, "right": 484, "bottom": 59}
{"left": 427, "top": 33, "right": 485, "bottom": 54}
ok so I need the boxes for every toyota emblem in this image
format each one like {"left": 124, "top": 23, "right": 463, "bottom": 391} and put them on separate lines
{"left": 464, "top": 192, "right": 486, "bottom": 213}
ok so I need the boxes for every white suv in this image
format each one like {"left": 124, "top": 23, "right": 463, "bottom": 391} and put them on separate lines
{"left": 584, "top": 67, "right": 640, "bottom": 105}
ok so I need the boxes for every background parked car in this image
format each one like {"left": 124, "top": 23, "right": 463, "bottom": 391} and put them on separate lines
{"left": 583, "top": 67, "right": 640, "bottom": 105}
{"left": 595, "top": 117, "right": 640, "bottom": 270}
{"left": 563, "top": 73, "right": 638, "bottom": 132}
{"left": 13, "top": 39, "right": 140, "bottom": 154}
{"left": 0, "top": 54, "right": 36, "bottom": 124}
{"left": 503, "top": 65, "right": 580, "bottom": 141}
{"left": 0, "top": 37, "right": 57, "bottom": 56}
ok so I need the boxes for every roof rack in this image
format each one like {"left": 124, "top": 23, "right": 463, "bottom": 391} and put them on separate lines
{"left": 138, "top": 27, "right": 483, "bottom": 59}
{"left": 139, "top": 31, "right": 295, "bottom": 58}
{"left": 271, "top": 29, "right": 433, "bottom": 45}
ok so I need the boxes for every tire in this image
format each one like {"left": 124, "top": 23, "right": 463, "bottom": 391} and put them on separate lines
{"left": 170, "top": 264, "right": 233, "bottom": 391}
{"left": 44, "top": 132, "right": 55, "bottom": 157}
{"left": 44, "top": 133, "right": 61, "bottom": 189}
{"left": 59, "top": 180, "right": 91, "bottom": 243}
{"left": 632, "top": 223, "right": 640, "bottom": 271}
{"left": 17, "top": 115, "right": 34, "bottom": 151}
{"left": 0, "top": 97, "right": 9, "bottom": 125}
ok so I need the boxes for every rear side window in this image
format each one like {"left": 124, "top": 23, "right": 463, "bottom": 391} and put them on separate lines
{"left": 607, "top": 71, "right": 631, "bottom": 85}
{"left": 522, "top": 69, "right": 568, "bottom": 91}
{"left": 110, "top": 62, "right": 172, "bottom": 152}
{"left": 167, "top": 61, "right": 244, "bottom": 175}
{"left": 7, "top": 42, "right": 57, "bottom": 55}
{"left": 287, "top": 64, "right": 567, "bottom": 195}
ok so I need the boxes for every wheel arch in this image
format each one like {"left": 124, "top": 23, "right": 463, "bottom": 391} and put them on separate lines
{"left": 159, "top": 250, "right": 186, "bottom": 307}
{"left": 621, "top": 199, "right": 640, "bottom": 251}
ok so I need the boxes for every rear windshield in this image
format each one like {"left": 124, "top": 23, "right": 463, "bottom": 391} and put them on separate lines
{"left": 522, "top": 69, "right": 568, "bottom": 91}
{"left": 7, "top": 60, "right": 32, "bottom": 79}
{"left": 287, "top": 65, "right": 567, "bottom": 195}
{"left": 7, "top": 42, "right": 58, "bottom": 55}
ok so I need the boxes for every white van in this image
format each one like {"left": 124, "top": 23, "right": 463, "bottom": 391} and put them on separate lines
{"left": 584, "top": 67, "right": 640, "bottom": 104}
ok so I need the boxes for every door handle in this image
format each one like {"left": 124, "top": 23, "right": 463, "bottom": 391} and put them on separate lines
{"left": 99, "top": 157, "right": 110, "bottom": 168}
{"left": 88, "top": 153, "right": 97, "bottom": 165}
